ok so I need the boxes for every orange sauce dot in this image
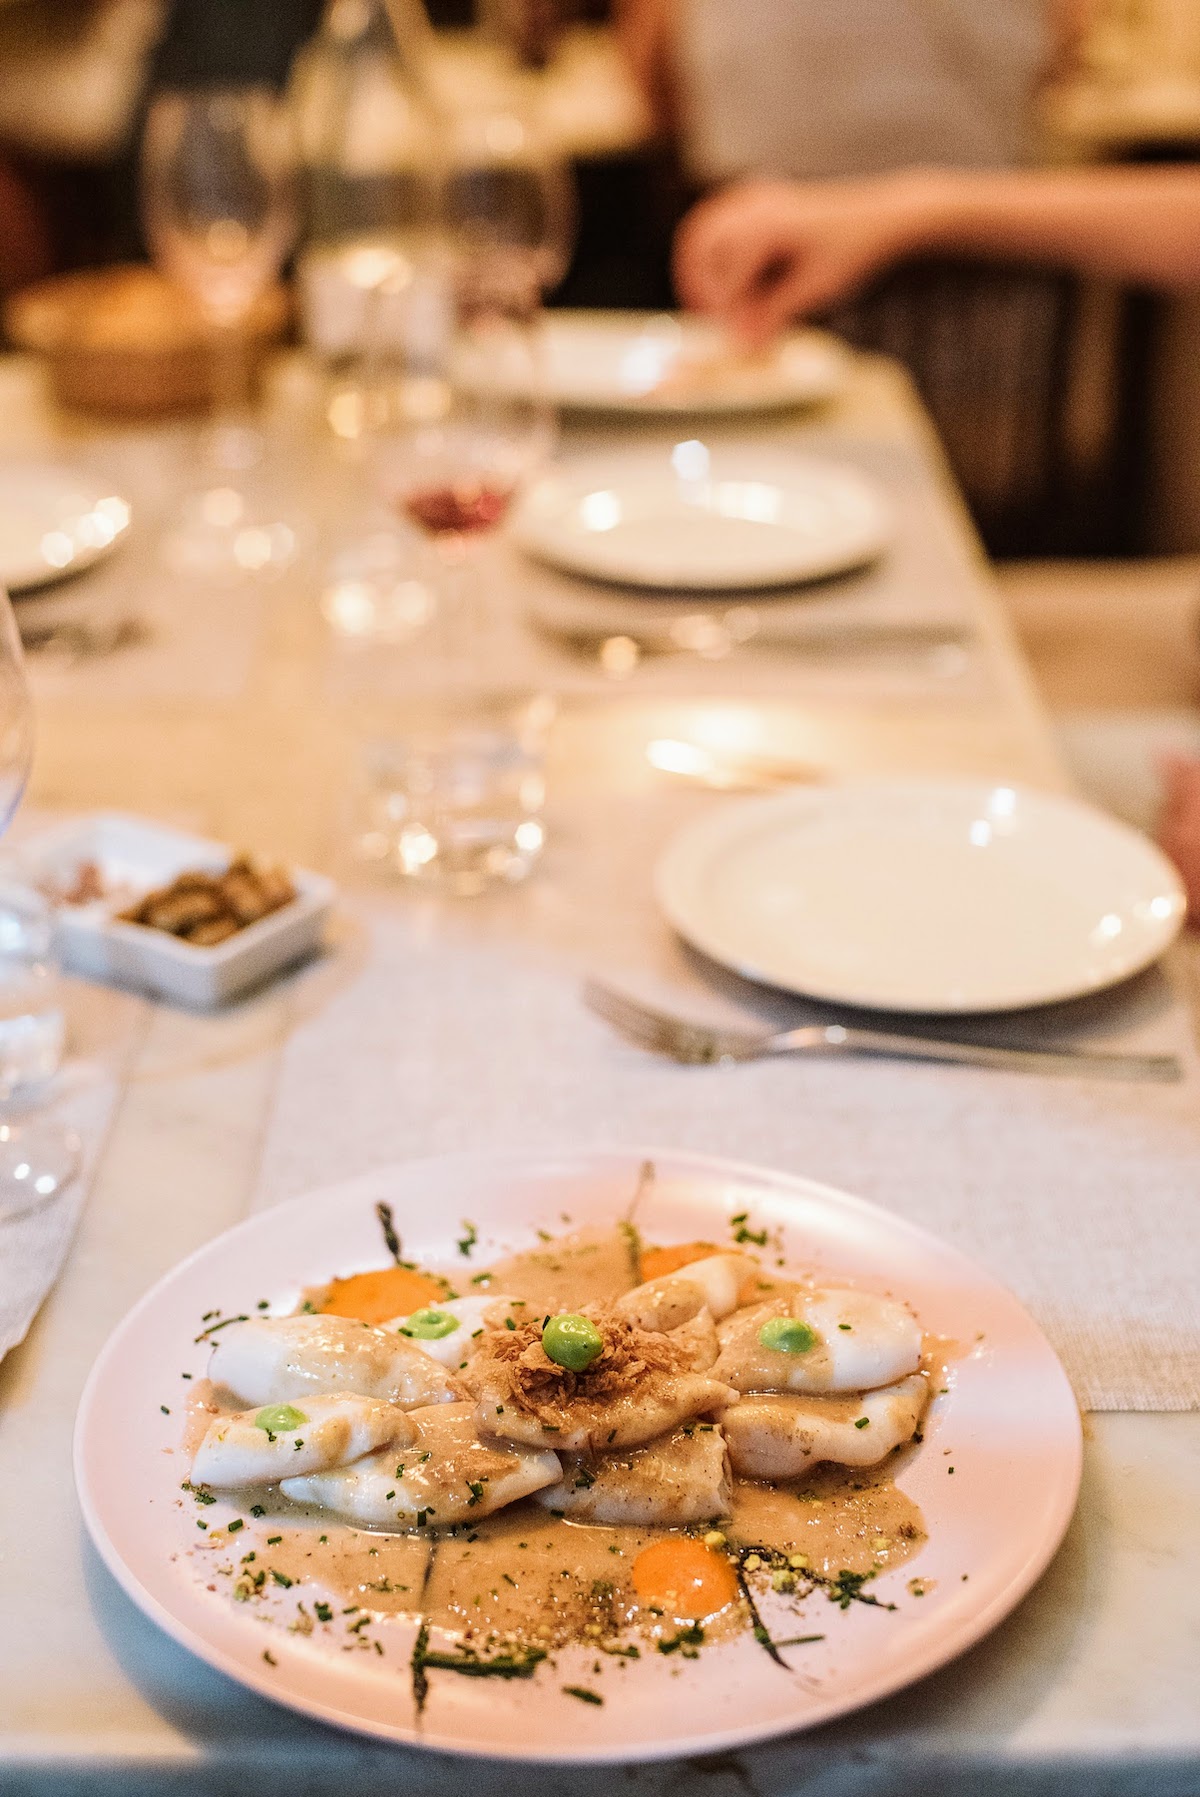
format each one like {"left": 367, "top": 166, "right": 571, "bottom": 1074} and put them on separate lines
{"left": 631, "top": 1537, "right": 739, "bottom": 1621}
{"left": 318, "top": 1266, "right": 446, "bottom": 1325}
{"left": 638, "top": 1242, "right": 720, "bottom": 1283}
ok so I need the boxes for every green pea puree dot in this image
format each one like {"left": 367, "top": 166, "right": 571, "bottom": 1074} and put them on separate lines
{"left": 542, "top": 1313, "right": 604, "bottom": 1371}
{"left": 254, "top": 1403, "right": 308, "bottom": 1433}
{"left": 758, "top": 1316, "right": 816, "bottom": 1355}
{"left": 402, "top": 1308, "right": 459, "bottom": 1340}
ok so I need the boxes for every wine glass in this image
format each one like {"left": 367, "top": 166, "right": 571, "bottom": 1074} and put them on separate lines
{"left": 385, "top": 271, "right": 551, "bottom": 536}
{"left": 0, "top": 590, "right": 78, "bottom": 1220}
{"left": 440, "top": 97, "right": 576, "bottom": 296}
{"left": 141, "top": 86, "right": 299, "bottom": 577}
{"left": 369, "top": 257, "right": 553, "bottom": 669}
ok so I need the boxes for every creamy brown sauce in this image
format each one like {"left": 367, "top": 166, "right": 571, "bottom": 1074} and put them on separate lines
{"left": 729, "top": 1469, "right": 925, "bottom": 1580}
{"left": 181, "top": 1225, "right": 931, "bottom": 1684}
{"left": 424, "top": 1505, "right": 656, "bottom": 1646}
{"left": 922, "top": 1334, "right": 970, "bottom": 1391}
{"left": 480, "top": 1226, "right": 641, "bottom": 1309}
{"left": 192, "top": 1509, "right": 431, "bottom": 1614}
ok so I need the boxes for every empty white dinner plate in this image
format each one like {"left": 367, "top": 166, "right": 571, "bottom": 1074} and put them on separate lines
{"left": 75, "top": 1147, "right": 1081, "bottom": 1762}
{"left": 517, "top": 312, "right": 847, "bottom": 414}
{"left": 510, "top": 449, "right": 890, "bottom": 591}
{"left": 655, "top": 780, "right": 1186, "bottom": 1012}
{"left": 0, "top": 463, "right": 130, "bottom": 592}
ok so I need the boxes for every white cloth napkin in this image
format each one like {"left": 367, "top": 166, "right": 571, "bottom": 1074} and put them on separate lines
{"left": 0, "top": 834, "right": 142, "bottom": 1366}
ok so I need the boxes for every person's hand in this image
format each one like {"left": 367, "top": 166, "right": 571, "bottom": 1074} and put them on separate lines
{"left": 673, "top": 174, "right": 941, "bottom": 344}
{"left": 1157, "top": 754, "right": 1200, "bottom": 924}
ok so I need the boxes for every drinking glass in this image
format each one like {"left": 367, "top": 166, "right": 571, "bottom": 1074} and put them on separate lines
{"left": 371, "top": 262, "right": 553, "bottom": 667}
{"left": 355, "top": 690, "right": 555, "bottom": 895}
{"left": 0, "top": 590, "right": 78, "bottom": 1219}
{"left": 142, "top": 86, "right": 299, "bottom": 577}
{"left": 378, "top": 272, "right": 551, "bottom": 537}
{"left": 440, "top": 99, "right": 575, "bottom": 295}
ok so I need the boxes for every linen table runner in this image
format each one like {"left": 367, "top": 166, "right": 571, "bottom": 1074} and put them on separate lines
{"left": 252, "top": 788, "right": 1200, "bottom": 1413}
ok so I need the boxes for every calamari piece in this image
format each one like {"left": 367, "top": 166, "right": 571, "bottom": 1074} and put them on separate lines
{"left": 720, "top": 1375, "right": 928, "bottom": 1478}
{"left": 208, "top": 1314, "right": 464, "bottom": 1409}
{"left": 672, "top": 1306, "right": 719, "bottom": 1370}
{"left": 380, "top": 1294, "right": 527, "bottom": 1368}
{"left": 617, "top": 1254, "right": 753, "bottom": 1331}
{"left": 475, "top": 1366, "right": 737, "bottom": 1454}
{"left": 282, "top": 1402, "right": 560, "bottom": 1526}
{"left": 714, "top": 1289, "right": 922, "bottom": 1395}
{"left": 192, "top": 1394, "right": 414, "bottom": 1488}
{"left": 535, "top": 1423, "right": 731, "bottom": 1526}
{"left": 466, "top": 1306, "right": 738, "bottom": 1453}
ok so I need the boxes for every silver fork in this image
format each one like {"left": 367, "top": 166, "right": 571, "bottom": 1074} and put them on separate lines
{"left": 584, "top": 980, "right": 1183, "bottom": 1081}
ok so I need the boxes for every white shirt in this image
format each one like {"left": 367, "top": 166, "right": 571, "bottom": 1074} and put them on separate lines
{"left": 675, "top": 0, "right": 1050, "bottom": 183}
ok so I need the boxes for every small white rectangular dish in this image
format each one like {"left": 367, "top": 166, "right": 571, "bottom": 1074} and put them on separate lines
{"left": 14, "top": 813, "right": 334, "bottom": 1009}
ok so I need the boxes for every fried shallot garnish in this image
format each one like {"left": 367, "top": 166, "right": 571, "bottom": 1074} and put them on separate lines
{"left": 466, "top": 1308, "right": 693, "bottom": 1426}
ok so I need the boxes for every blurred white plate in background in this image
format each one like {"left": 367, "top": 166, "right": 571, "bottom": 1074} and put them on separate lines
{"left": 655, "top": 779, "right": 1187, "bottom": 1012}
{"left": 522, "top": 312, "right": 848, "bottom": 415}
{"left": 0, "top": 463, "right": 130, "bottom": 593}
{"left": 511, "top": 448, "right": 891, "bottom": 591}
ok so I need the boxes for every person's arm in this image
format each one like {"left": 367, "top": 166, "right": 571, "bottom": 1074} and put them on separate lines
{"left": 674, "top": 165, "right": 1200, "bottom": 343}
{"left": 612, "top": 0, "right": 676, "bottom": 136}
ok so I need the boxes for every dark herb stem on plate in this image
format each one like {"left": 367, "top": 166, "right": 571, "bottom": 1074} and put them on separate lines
{"left": 375, "top": 1202, "right": 403, "bottom": 1265}
{"left": 411, "top": 1622, "right": 547, "bottom": 1711}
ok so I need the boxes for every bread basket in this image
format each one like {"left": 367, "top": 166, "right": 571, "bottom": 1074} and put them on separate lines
{"left": 4, "top": 264, "right": 289, "bottom": 420}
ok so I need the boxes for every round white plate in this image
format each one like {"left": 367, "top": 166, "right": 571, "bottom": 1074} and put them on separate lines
{"left": 656, "top": 780, "right": 1186, "bottom": 1014}
{"left": 526, "top": 312, "right": 847, "bottom": 415}
{"left": 510, "top": 449, "right": 891, "bottom": 591}
{"left": 75, "top": 1147, "right": 1081, "bottom": 1764}
{"left": 0, "top": 463, "right": 131, "bottom": 593}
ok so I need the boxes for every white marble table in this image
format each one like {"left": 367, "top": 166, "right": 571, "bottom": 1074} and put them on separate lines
{"left": 0, "top": 349, "right": 1197, "bottom": 1795}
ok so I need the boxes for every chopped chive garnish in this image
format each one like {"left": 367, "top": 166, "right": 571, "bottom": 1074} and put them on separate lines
{"left": 193, "top": 1314, "right": 249, "bottom": 1343}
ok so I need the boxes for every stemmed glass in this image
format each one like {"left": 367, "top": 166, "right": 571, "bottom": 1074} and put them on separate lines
{"left": 363, "top": 252, "right": 550, "bottom": 674}
{"left": 380, "top": 260, "right": 552, "bottom": 525}
{"left": 384, "top": 88, "right": 576, "bottom": 518}
{"left": 325, "top": 89, "right": 573, "bottom": 669}
{"left": 0, "top": 591, "right": 78, "bottom": 1220}
{"left": 141, "top": 86, "right": 299, "bottom": 578}
{"left": 440, "top": 97, "right": 576, "bottom": 295}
